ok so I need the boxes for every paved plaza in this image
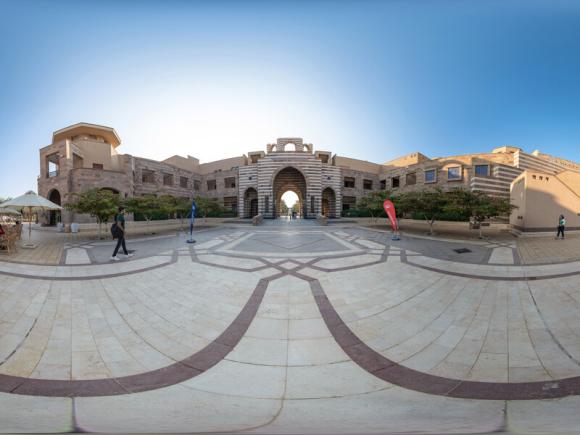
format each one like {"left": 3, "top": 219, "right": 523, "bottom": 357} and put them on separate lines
{"left": 3, "top": 222, "right": 580, "bottom": 433}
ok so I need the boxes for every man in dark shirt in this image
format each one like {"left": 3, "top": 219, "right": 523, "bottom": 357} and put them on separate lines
{"left": 110, "top": 206, "right": 133, "bottom": 261}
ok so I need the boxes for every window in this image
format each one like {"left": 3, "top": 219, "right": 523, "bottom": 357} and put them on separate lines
{"left": 225, "top": 177, "right": 236, "bottom": 188}
{"left": 424, "top": 169, "right": 437, "bottom": 183}
{"left": 391, "top": 176, "right": 400, "bottom": 188}
{"left": 46, "top": 153, "right": 59, "bottom": 178}
{"left": 265, "top": 196, "right": 269, "bottom": 213}
{"left": 163, "top": 173, "right": 174, "bottom": 186}
{"left": 180, "top": 176, "right": 189, "bottom": 188}
{"left": 92, "top": 163, "right": 103, "bottom": 170}
{"left": 363, "top": 179, "right": 373, "bottom": 190}
{"left": 319, "top": 154, "right": 329, "bottom": 163}
{"left": 380, "top": 180, "right": 386, "bottom": 190}
{"left": 474, "top": 164, "right": 490, "bottom": 177}
{"left": 250, "top": 155, "right": 259, "bottom": 164}
{"left": 193, "top": 180, "right": 201, "bottom": 191}
{"left": 344, "top": 177, "right": 355, "bottom": 188}
{"left": 405, "top": 173, "right": 416, "bottom": 185}
{"left": 207, "top": 180, "right": 217, "bottom": 190}
{"left": 447, "top": 166, "right": 462, "bottom": 181}
{"left": 311, "top": 196, "right": 315, "bottom": 214}
{"left": 142, "top": 169, "right": 155, "bottom": 184}
{"left": 73, "top": 154, "right": 84, "bottom": 169}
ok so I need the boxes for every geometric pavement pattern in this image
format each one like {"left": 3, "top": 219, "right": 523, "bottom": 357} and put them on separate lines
{"left": 3, "top": 225, "right": 580, "bottom": 432}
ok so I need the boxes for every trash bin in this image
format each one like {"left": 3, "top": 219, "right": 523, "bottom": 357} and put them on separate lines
{"left": 70, "top": 223, "right": 79, "bottom": 233}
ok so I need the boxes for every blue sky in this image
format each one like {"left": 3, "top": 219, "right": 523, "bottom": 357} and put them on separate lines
{"left": 1, "top": 0, "right": 580, "bottom": 198}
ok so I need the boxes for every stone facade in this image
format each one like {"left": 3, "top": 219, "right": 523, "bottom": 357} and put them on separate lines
{"left": 38, "top": 123, "right": 580, "bottom": 230}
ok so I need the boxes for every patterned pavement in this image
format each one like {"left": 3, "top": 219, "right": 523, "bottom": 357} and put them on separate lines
{"left": 2, "top": 223, "right": 580, "bottom": 433}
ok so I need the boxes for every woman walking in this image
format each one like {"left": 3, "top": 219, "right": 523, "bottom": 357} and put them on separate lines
{"left": 556, "top": 214, "right": 566, "bottom": 239}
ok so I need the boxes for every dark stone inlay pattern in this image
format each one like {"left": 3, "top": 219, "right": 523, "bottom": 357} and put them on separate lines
{"left": 0, "top": 252, "right": 179, "bottom": 281}
{"left": 4, "top": 227, "right": 580, "bottom": 401}
{"left": 310, "top": 280, "right": 580, "bottom": 400}
{"left": 0, "top": 278, "right": 269, "bottom": 397}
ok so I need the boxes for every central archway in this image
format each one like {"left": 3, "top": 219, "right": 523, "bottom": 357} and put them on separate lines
{"left": 272, "top": 167, "right": 307, "bottom": 219}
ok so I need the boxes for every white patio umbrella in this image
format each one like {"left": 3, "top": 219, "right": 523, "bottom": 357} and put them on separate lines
{"left": 0, "top": 207, "right": 22, "bottom": 215}
{"left": 0, "top": 191, "right": 62, "bottom": 248}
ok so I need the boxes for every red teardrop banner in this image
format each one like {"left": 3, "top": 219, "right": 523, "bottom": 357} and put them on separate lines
{"left": 383, "top": 199, "right": 398, "bottom": 232}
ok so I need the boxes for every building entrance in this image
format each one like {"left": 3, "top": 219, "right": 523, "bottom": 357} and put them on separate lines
{"left": 244, "top": 188, "right": 259, "bottom": 218}
{"left": 273, "top": 167, "right": 307, "bottom": 219}
{"left": 47, "top": 189, "right": 61, "bottom": 226}
{"left": 280, "top": 190, "right": 301, "bottom": 219}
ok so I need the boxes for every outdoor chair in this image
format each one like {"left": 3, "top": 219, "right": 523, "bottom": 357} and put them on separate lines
{"left": 0, "top": 228, "right": 18, "bottom": 255}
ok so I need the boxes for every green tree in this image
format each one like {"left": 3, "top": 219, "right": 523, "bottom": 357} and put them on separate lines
{"left": 280, "top": 201, "right": 289, "bottom": 215}
{"left": 444, "top": 189, "right": 517, "bottom": 238}
{"left": 194, "top": 196, "right": 224, "bottom": 221}
{"left": 355, "top": 190, "right": 391, "bottom": 222}
{"left": 124, "top": 195, "right": 161, "bottom": 222}
{"left": 174, "top": 197, "right": 193, "bottom": 231}
{"left": 158, "top": 195, "right": 179, "bottom": 219}
{"left": 396, "top": 189, "right": 448, "bottom": 235}
{"left": 66, "top": 188, "right": 120, "bottom": 239}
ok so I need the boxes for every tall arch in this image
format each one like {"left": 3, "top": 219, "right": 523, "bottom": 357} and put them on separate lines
{"left": 272, "top": 166, "right": 308, "bottom": 218}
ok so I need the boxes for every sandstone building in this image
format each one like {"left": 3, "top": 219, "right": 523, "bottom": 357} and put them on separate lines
{"left": 38, "top": 123, "right": 580, "bottom": 232}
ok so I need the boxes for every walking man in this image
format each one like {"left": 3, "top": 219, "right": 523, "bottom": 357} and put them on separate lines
{"left": 111, "top": 206, "right": 133, "bottom": 261}
{"left": 556, "top": 214, "right": 566, "bottom": 239}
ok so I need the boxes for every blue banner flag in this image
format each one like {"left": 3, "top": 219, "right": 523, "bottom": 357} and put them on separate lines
{"left": 187, "top": 200, "right": 196, "bottom": 243}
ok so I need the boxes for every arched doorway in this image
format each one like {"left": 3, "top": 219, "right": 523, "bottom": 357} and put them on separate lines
{"left": 322, "top": 187, "right": 336, "bottom": 218}
{"left": 273, "top": 167, "right": 307, "bottom": 219}
{"left": 244, "top": 188, "right": 258, "bottom": 218}
{"left": 48, "top": 189, "right": 61, "bottom": 226}
{"left": 280, "top": 190, "right": 301, "bottom": 218}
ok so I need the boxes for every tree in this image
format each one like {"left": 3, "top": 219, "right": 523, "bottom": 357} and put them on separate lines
{"left": 124, "top": 195, "right": 160, "bottom": 222}
{"left": 355, "top": 190, "right": 391, "bottom": 222}
{"left": 194, "top": 196, "right": 224, "bottom": 222}
{"left": 396, "top": 189, "right": 448, "bottom": 235}
{"left": 280, "top": 201, "right": 289, "bottom": 216}
{"left": 444, "top": 189, "right": 517, "bottom": 238}
{"left": 174, "top": 197, "right": 193, "bottom": 231}
{"left": 158, "top": 195, "right": 179, "bottom": 219}
{"left": 66, "top": 188, "right": 120, "bottom": 239}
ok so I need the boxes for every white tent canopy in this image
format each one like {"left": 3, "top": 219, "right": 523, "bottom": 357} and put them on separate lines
{"left": 0, "top": 207, "right": 22, "bottom": 215}
{"left": 0, "top": 191, "right": 62, "bottom": 247}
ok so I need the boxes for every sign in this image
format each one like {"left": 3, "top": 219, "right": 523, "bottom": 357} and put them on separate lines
{"left": 383, "top": 199, "right": 398, "bottom": 232}
{"left": 187, "top": 200, "right": 197, "bottom": 244}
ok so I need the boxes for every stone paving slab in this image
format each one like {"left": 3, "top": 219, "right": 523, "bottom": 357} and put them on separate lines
{"left": 3, "top": 224, "right": 580, "bottom": 432}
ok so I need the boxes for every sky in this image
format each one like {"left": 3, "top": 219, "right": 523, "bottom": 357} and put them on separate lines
{"left": 1, "top": 0, "right": 580, "bottom": 198}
